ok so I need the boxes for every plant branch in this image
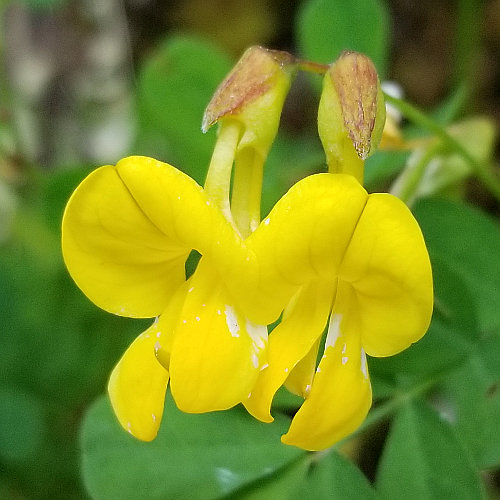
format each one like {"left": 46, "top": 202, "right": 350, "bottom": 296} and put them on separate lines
{"left": 384, "top": 93, "right": 500, "bottom": 203}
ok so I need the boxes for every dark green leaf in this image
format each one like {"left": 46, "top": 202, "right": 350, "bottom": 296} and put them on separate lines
{"left": 368, "top": 318, "right": 470, "bottom": 386}
{"left": 439, "top": 335, "right": 500, "bottom": 469}
{"left": 369, "top": 257, "right": 477, "bottom": 384}
{"left": 415, "top": 198, "right": 500, "bottom": 333}
{"left": 229, "top": 457, "right": 309, "bottom": 500}
{"left": 376, "top": 401, "right": 485, "bottom": 500}
{"left": 430, "top": 255, "right": 479, "bottom": 336}
{"left": 82, "top": 395, "right": 302, "bottom": 500}
{"left": 297, "top": 0, "right": 390, "bottom": 76}
{"left": 293, "top": 451, "right": 377, "bottom": 500}
{"left": 226, "top": 446, "right": 377, "bottom": 499}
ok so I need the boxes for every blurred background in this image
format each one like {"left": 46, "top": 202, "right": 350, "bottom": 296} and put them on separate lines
{"left": 0, "top": 0, "right": 499, "bottom": 498}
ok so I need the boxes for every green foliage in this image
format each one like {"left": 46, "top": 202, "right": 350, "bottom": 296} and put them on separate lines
{"left": 230, "top": 450, "right": 377, "bottom": 500}
{"left": 440, "top": 336, "right": 500, "bottom": 470}
{"left": 0, "top": 168, "right": 149, "bottom": 497}
{"left": 292, "top": 452, "right": 378, "bottom": 500}
{"left": 370, "top": 198, "right": 500, "bottom": 480}
{"left": 0, "top": 385, "right": 45, "bottom": 463}
{"left": 416, "top": 198, "right": 500, "bottom": 333}
{"left": 2, "top": 0, "right": 500, "bottom": 498}
{"left": 18, "top": 0, "right": 69, "bottom": 10}
{"left": 81, "top": 394, "right": 384, "bottom": 500}
{"left": 136, "top": 36, "right": 232, "bottom": 184}
{"left": 376, "top": 401, "right": 485, "bottom": 499}
{"left": 76, "top": 191, "right": 500, "bottom": 499}
{"left": 296, "top": 0, "right": 390, "bottom": 76}
{"left": 81, "top": 396, "right": 302, "bottom": 500}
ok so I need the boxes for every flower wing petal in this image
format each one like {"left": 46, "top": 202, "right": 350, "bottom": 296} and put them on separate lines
{"left": 339, "top": 193, "right": 433, "bottom": 357}
{"left": 108, "top": 323, "right": 169, "bottom": 442}
{"left": 169, "top": 258, "right": 267, "bottom": 413}
{"left": 63, "top": 156, "right": 256, "bottom": 318}
{"left": 282, "top": 283, "right": 372, "bottom": 451}
{"left": 247, "top": 173, "right": 368, "bottom": 323}
{"left": 244, "top": 279, "right": 334, "bottom": 422}
{"left": 62, "top": 160, "right": 194, "bottom": 317}
{"left": 115, "top": 157, "right": 262, "bottom": 315}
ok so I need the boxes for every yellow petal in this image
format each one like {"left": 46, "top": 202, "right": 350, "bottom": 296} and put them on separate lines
{"left": 282, "top": 282, "right": 372, "bottom": 451}
{"left": 154, "top": 281, "right": 191, "bottom": 369}
{"left": 114, "top": 157, "right": 223, "bottom": 254}
{"left": 169, "top": 258, "right": 267, "bottom": 413}
{"left": 284, "top": 337, "right": 321, "bottom": 398}
{"left": 244, "top": 279, "right": 335, "bottom": 422}
{"left": 108, "top": 323, "right": 169, "bottom": 441}
{"left": 247, "top": 173, "right": 368, "bottom": 322}
{"left": 62, "top": 161, "right": 191, "bottom": 317}
{"left": 115, "top": 157, "right": 263, "bottom": 322}
{"left": 339, "top": 193, "right": 433, "bottom": 356}
{"left": 62, "top": 156, "right": 259, "bottom": 318}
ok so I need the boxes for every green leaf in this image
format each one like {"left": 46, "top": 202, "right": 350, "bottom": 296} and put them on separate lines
{"left": 369, "top": 319, "right": 469, "bottom": 387}
{"left": 136, "top": 35, "right": 232, "bottom": 184}
{"left": 395, "top": 118, "right": 496, "bottom": 204}
{"left": 0, "top": 210, "right": 143, "bottom": 402}
{"left": 430, "top": 256, "right": 479, "bottom": 336}
{"left": 229, "top": 457, "right": 309, "bottom": 500}
{"left": 439, "top": 335, "right": 500, "bottom": 469}
{"left": 414, "top": 198, "right": 500, "bottom": 333}
{"left": 294, "top": 452, "right": 378, "bottom": 500}
{"left": 82, "top": 395, "right": 302, "bottom": 500}
{"left": 228, "top": 448, "right": 377, "bottom": 499}
{"left": 296, "top": 0, "right": 390, "bottom": 76}
{"left": 376, "top": 401, "right": 485, "bottom": 500}
{"left": 369, "top": 257, "right": 477, "bottom": 384}
{"left": 0, "top": 385, "right": 45, "bottom": 463}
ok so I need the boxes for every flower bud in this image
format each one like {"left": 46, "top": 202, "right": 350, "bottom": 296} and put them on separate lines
{"left": 318, "top": 51, "right": 385, "bottom": 182}
{"left": 202, "top": 46, "right": 296, "bottom": 158}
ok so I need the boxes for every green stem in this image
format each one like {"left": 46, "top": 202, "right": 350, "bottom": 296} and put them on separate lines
{"left": 385, "top": 94, "right": 500, "bottom": 203}
{"left": 390, "top": 142, "right": 443, "bottom": 206}
{"left": 297, "top": 59, "right": 329, "bottom": 75}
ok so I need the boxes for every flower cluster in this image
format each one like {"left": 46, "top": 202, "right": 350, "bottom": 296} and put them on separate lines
{"left": 62, "top": 47, "right": 432, "bottom": 450}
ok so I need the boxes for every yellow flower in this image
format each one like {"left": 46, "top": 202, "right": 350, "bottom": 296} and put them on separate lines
{"left": 244, "top": 173, "right": 433, "bottom": 451}
{"left": 62, "top": 156, "right": 268, "bottom": 441}
{"left": 61, "top": 47, "right": 432, "bottom": 452}
{"left": 62, "top": 155, "right": 432, "bottom": 448}
{"left": 61, "top": 46, "right": 296, "bottom": 442}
